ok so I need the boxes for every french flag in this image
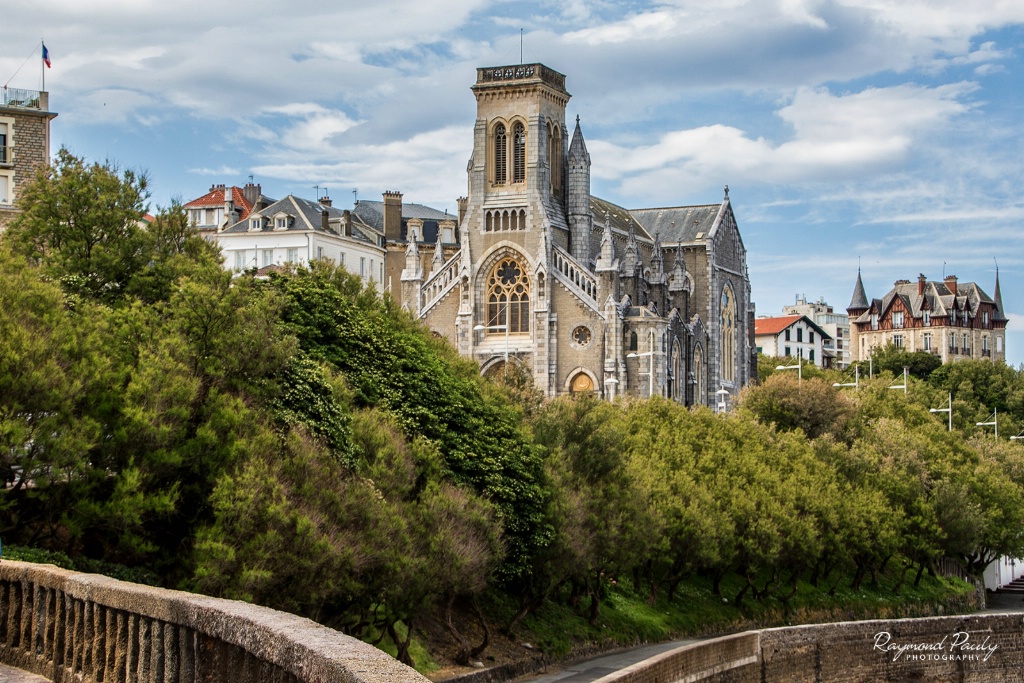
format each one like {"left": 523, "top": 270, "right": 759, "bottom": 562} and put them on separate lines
{"left": 42, "top": 43, "right": 51, "bottom": 68}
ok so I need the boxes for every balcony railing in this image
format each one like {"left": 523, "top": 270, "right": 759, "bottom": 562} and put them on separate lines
{"left": 982, "top": 349, "right": 991, "bottom": 357}
{"left": 1, "top": 87, "right": 43, "bottom": 109}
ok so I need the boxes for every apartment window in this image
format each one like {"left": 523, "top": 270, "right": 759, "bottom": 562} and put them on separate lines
{"left": 360, "top": 257, "right": 366, "bottom": 277}
{"left": 784, "top": 347, "right": 791, "bottom": 356}
{"left": 809, "top": 350, "right": 815, "bottom": 363}
{"left": 893, "top": 334, "right": 904, "bottom": 348}
{"left": 784, "top": 329, "right": 791, "bottom": 341}
{"left": 923, "top": 333, "right": 932, "bottom": 351}
{"left": 286, "top": 248, "right": 299, "bottom": 263}
{"left": 317, "top": 247, "right": 324, "bottom": 260}
{"left": 262, "top": 249, "right": 273, "bottom": 267}
{"left": 962, "top": 333, "right": 969, "bottom": 351}
{"left": 997, "top": 336, "right": 1003, "bottom": 353}
{"left": 983, "top": 336, "right": 989, "bottom": 351}
{"left": 923, "top": 311, "right": 931, "bottom": 327}
{"left": 234, "top": 251, "right": 246, "bottom": 271}
{"left": 809, "top": 331, "right": 815, "bottom": 344}
{"left": 949, "top": 333, "right": 955, "bottom": 350}
{"left": 892, "top": 311, "right": 904, "bottom": 328}
{"left": 796, "top": 328, "right": 803, "bottom": 343}
{"left": 0, "top": 173, "right": 8, "bottom": 205}
{"left": 0, "top": 122, "right": 8, "bottom": 164}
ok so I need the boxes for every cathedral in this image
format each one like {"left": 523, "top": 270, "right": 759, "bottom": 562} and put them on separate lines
{"left": 377, "top": 64, "right": 755, "bottom": 405}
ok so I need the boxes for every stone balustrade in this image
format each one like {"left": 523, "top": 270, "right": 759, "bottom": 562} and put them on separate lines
{"left": 595, "top": 612, "right": 1024, "bottom": 683}
{"left": 0, "top": 560, "right": 429, "bottom": 683}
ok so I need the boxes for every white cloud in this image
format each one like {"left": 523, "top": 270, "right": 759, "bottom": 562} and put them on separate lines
{"left": 188, "top": 165, "right": 240, "bottom": 177}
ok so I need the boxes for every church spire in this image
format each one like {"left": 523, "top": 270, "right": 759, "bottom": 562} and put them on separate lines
{"left": 669, "top": 242, "right": 688, "bottom": 292}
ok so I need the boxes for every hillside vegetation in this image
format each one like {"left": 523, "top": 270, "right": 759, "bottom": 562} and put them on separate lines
{"left": 1, "top": 151, "right": 1022, "bottom": 671}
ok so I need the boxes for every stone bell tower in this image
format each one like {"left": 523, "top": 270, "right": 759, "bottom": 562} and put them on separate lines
{"left": 457, "top": 64, "right": 574, "bottom": 387}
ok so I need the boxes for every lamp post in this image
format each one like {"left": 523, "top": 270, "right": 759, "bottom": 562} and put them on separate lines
{"left": 776, "top": 361, "right": 802, "bottom": 385}
{"left": 627, "top": 330, "right": 655, "bottom": 398}
{"left": 604, "top": 376, "right": 619, "bottom": 401}
{"left": 833, "top": 365, "right": 860, "bottom": 390}
{"left": 930, "top": 392, "right": 952, "bottom": 431}
{"left": 976, "top": 408, "right": 998, "bottom": 439}
{"left": 1010, "top": 431, "right": 1024, "bottom": 442}
{"left": 888, "top": 366, "right": 908, "bottom": 394}
{"left": 715, "top": 386, "right": 731, "bottom": 414}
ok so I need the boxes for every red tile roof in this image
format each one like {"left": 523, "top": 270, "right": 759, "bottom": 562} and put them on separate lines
{"left": 183, "top": 185, "right": 254, "bottom": 221}
{"left": 754, "top": 315, "right": 803, "bottom": 336}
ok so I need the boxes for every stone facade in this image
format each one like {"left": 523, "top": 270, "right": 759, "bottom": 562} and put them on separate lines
{"left": 0, "top": 89, "right": 57, "bottom": 230}
{"left": 384, "top": 64, "right": 755, "bottom": 404}
{"left": 848, "top": 271, "right": 1008, "bottom": 364}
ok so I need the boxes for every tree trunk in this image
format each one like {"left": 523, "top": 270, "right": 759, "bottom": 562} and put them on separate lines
{"left": 388, "top": 620, "right": 414, "bottom": 667}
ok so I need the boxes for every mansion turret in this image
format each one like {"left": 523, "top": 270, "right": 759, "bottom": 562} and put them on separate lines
{"left": 378, "top": 64, "right": 755, "bottom": 404}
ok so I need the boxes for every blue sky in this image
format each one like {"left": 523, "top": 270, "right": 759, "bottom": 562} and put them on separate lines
{"left": 5, "top": 0, "right": 1024, "bottom": 366}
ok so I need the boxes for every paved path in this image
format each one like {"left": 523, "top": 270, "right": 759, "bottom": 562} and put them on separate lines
{"left": 0, "top": 664, "right": 49, "bottom": 682}
{"left": 511, "top": 592, "right": 1024, "bottom": 683}
{"left": 512, "top": 639, "right": 701, "bottom": 683}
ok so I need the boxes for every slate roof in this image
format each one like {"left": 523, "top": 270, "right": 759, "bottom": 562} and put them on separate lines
{"left": 352, "top": 200, "right": 456, "bottom": 244}
{"left": 630, "top": 204, "right": 722, "bottom": 244}
{"left": 222, "top": 195, "right": 379, "bottom": 245}
{"left": 591, "top": 196, "right": 651, "bottom": 241}
{"left": 850, "top": 277, "right": 1003, "bottom": 325}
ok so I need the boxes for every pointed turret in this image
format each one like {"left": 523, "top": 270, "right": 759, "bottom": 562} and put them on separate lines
{"left": 566, "top": 115, "right": 593, "bottom": 263}
{"left": 622, "top": 222, "right": 640, "bottom": 275}
{"left": 650, "top": 232, "right": 665, "bottom": 282}
{"left": 669, "top": 243, "right": 688, "bottom": 292}
{"left": 431, "top": 228, "right": 445, "bottom": 275}
{"left": 993, "top": 267, "right": 1007, "bottom": 321}
{"left": 848, "top": 268, "right": 869, "bottom": 315}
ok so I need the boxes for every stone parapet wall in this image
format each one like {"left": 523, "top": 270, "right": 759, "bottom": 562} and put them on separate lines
{"left": 594, "top": 613, "right": 1024, "bottom": 683}
{"left": 0, "top": 560, "right": 428, "bottom": 683}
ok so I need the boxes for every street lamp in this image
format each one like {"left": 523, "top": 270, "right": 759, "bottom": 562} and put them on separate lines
{"left": 833, "top": 365, "right": 860, "bottom": 390}
{"left": 930, "top": 392, "right": 952, "bottom": 431}
{"left": 776, "top": 362, "right": 802, "bottom": 385}
{"left": 627, "top": 330, "right": 656, "bottom": 398}
{"left": 716, "top": 386, "right": 731, "bottom": 414}
{"left": 604, "top": 376, "right": 619, "bottom": 401}
{"left": 976, "top": 408, "right": 998, "bottom": 439}
{"left": 1010, "top": 431, "right": 1024, "bottom": 442}
{"left": 888, "top": 366, "right": 908, "bottom": 395}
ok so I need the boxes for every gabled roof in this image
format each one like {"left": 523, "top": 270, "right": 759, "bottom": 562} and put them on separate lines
{"left": 222, "top": 195, "right": 380, "bottom": 244}
{"left": 754, "top": 314, "right": 832, "bottom": 340}
{"left": 630, "top": 204, "right": 722, "bottom": 244}
{"left": 754, "top": 315, "right": 802, "bottom": 336}
{"left": 592, "top": 196, "right": 650, "bottom": 241}
{"left": 851, "top": 277, "right": 1003, "bottom": 324}
{"left": 184, "top": 185, "right": 255, "bottom": 222}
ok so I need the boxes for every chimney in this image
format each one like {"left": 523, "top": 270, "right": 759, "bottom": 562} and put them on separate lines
{"left": 457, "top": 196, "right": 468, "bottom": 228}
{"left": 242, "top": 182, "right": 262, "bottom": 207}
{"left": 918, "top": 273, "right": 926, "bottom": 295}
{"left": 342, "top": 209, "right": 351, "bottom": 237}
{"left": 321, "top": 208, "right": 330, "bottom": 231}
{"left": 223, "top": 187, "right": 238, "bottom": 230}
{"left": 319, "top": 195, "right": 332, "bottom": 208}
{"left": 944, "top": 274, "right": 958, "bottom": 294}
{"left": 383, "top": 191, "right": 403, "bottom": 241}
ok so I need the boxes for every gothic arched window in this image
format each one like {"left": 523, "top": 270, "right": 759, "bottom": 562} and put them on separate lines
{"left": 721, "top": 284, "right": 736, "bottom": 383}
{"left": 487, "top": 258, "right": 530, "bottom": 333}
{"left": 694, "top": 344, "right": 705, "bottom": 405}
{"left": 494, "top": 123, "right": 507, "bottom": 185}
{"left": 512, "top": 122, "right": 526, "bottom": 183}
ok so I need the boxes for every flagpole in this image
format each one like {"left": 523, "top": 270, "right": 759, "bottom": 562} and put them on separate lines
{"left": 41, "top": 40, "right": 45, "bottom": 92}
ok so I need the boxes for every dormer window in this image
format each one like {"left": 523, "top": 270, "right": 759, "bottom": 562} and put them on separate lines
{"left": 983, "top": 311, "right": 989, "bottom": 327}
{"left": 892, "top": 311, "right": 904, "bottom": 328}
{"left": 950, "top": 310, "right": 957, "bottom": 325}
{"left": 248, "top": 217, "right": 263, "bottom": 231}
{"left": 923, "top": 312, "right": 930, "bottom": 327}
{"left": 274, "top": 216, "right": 288, "bottom": 231}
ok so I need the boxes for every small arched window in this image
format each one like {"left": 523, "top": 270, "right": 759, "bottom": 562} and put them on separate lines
{"left": 512, "top": 122, "right": 526, "bottom": 183}
{"left": 494, "top": 123, "right": 507, "bottom": 185}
